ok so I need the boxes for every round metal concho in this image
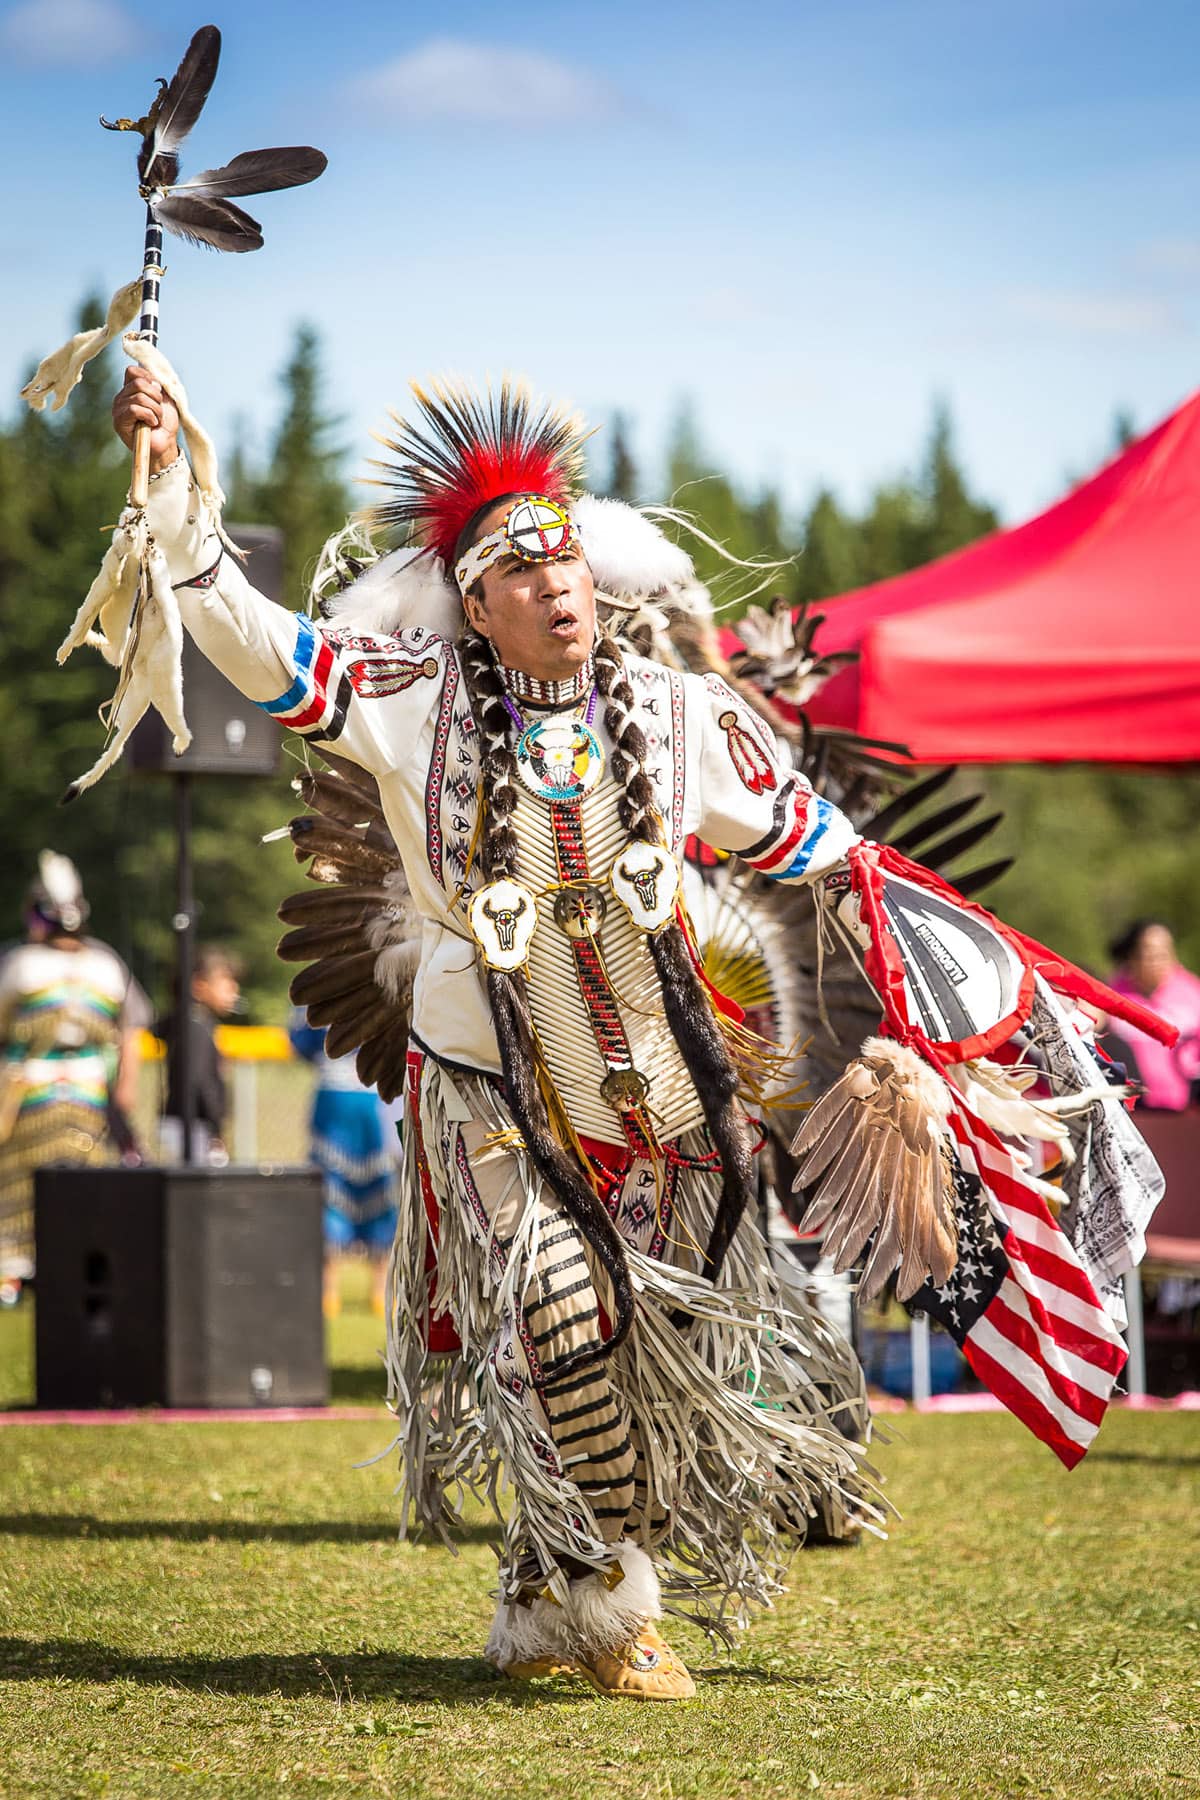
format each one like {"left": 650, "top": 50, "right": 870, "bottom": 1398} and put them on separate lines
{"left": 600, "top": 1066, "right": 650, "bottom": 1110}
{"left": 515, "top": 716, "right": 606, "bottom": 804}
{"left": 552, "top": 884, "right": 608, "bottom": 941}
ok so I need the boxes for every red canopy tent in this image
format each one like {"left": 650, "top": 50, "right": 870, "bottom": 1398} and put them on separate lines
{"left": 773, "top": 391, "right": 1200, "bottom": 763}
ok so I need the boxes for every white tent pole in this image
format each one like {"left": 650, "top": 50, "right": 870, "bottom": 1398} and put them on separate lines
{"left": 911, "top": 1313, "right": 932, "bottom": 1407}
{"left": 1123, "top": 1268, "right": 1147, "bottom": 1399}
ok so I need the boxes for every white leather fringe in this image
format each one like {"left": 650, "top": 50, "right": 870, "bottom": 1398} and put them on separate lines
{"left": 383, "top": 1052, "right": 884, "bottom": 1645}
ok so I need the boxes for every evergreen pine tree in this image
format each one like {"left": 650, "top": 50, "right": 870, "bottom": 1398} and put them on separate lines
{"left": 858, "top": 481, "right": 926, "bottom": 583}
{"left": 797, "top": 489, "right": 860, "bottom": 600}
{"left": 917, "top": 399, "right": 999, "bottom": 563}
{"left": 605, "top": 412, "right": 638, "bottom": 501}
{"left": 663, "top": 403, "right": 796, "bottom": 609}
{"left": 1111, "top": 409, "right": 1137, "bottom": 452}
{"left": 256, "top": 323, "right": 347, "bottom": 605}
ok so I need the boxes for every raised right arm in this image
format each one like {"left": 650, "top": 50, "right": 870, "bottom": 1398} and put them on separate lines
{"left": 113, "top": 367, "right": 440, "bottom": 776}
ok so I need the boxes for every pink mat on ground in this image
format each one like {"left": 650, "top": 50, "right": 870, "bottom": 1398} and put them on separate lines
{"left": 0, "top": 1405, "right": 374, "bottom": 1426}
{"left": 0, "top": 1395, "right": 1196, "bottom": 1426}
{"left": 909, "top": 1391, "right": 1200, "bottom": 1414}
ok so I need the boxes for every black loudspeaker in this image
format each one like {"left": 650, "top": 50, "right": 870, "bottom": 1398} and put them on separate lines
{"left": 129, "top": 524, "right": 285, "bottom": 776}
{"left": 34, "top": 1166, "right": 327, "bottom": 1408}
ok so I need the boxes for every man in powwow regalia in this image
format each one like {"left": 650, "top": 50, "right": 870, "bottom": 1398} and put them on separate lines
{"left": 109, "top": 365, "right": 1172, "bottom": 1701}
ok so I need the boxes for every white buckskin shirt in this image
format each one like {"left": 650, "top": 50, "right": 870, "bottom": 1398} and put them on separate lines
{"left": 147, "top": 459, "right": 860, "bottom": 1146}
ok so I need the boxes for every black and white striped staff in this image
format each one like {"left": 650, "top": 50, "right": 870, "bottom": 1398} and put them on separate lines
{"left": 137, "top": 210, "right": 164, "bottom": 349}
{"left": 127, "top": 208, "right": 166, "bottom": 506}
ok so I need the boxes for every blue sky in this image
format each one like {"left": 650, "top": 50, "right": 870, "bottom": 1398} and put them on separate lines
{"left": 3, "top": 0, "right": 1200, "bottom": 526}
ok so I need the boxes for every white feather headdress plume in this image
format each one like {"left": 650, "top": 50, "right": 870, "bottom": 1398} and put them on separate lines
{"left": 31, "top": 851, "right": 89, "bottom": 932}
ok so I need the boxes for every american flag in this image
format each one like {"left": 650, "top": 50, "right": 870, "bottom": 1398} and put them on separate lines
{"left": 907, "top": 1111, "right": 1128, "bottom": 1469}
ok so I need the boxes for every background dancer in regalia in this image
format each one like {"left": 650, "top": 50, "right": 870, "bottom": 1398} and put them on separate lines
{"left": 97, "top": 360, "right": 1170, "bottom": 1701}
{"left": 289, "top": 1012, "right": 399, "bottom": 1320}
{"left": 0, "top": 853, "right": 148, "bottom": 1299}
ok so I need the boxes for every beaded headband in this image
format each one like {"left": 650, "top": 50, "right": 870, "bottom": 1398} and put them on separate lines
{"left": 454, "top": 495, "right": 580, "bottom": 596}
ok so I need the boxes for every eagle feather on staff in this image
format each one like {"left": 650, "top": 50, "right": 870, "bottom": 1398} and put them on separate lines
{"left": 19, "top": 23, "right": 327, "bottom": 798}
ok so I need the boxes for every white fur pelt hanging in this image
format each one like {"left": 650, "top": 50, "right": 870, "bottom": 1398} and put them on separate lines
{"left": 20, "top": 279, "right": 143, "bottom": 414}
{"left": 56, "top": 502, "right": 190, "bottom": 800}
{"left": 23, "top": 316, "right": 243, "bottom": 797}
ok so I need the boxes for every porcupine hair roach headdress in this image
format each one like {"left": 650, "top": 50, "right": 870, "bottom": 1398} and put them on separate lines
{"left": 367, "top": 378, "right": 590, "bottom": 567}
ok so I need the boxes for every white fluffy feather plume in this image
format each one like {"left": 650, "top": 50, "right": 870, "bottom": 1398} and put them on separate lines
{"left": 573, "top": 494, "right": 697, "bottom": 599}
{"left": 318, "top": 542, "right": 460, "bottom": 640}
{"left": 38, "top": 852, "right": 84, "bottom": 913}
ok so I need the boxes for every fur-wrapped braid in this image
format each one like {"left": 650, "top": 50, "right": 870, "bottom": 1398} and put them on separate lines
{"left": 459, "top": 627, "right": 635, "bottom": 1370}
{"left": 592, "top": 633, "right": 760, "bottom": 1282}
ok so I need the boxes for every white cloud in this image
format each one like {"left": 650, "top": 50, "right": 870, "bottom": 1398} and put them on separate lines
{"left": 343, "top": 37, "right": 620, "bottom": 130}
{"left": 0, "top": 0, "right": 136, "bottom": 65}
{"left": 1130, "top": 238, "right": 1200, "bottom": 279}
{"left": 1006, "top": 288, "right": 1184, "bottom": 338}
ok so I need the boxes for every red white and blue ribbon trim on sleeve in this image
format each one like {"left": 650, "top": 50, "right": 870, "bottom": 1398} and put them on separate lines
{"left": 256, "top": 613, "right": 353, "bottom": 743}
{"left": 737, "top": 777, "right": 860, "bottom": 880}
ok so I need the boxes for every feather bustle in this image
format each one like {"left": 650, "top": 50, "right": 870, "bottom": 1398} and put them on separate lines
{"left": 325, "top": 994, "right": 397, "bottom": 1060}
{"left": 355, "top": 1017, "right": 411, "bottom": 1100}
{"left": 277, "top": 921, "right": 377, "bottom": 962}
{"left": 276, "top": 887, "right": 393, "bottom": 927}
{"left": 290, "top": 950, "right": 379, "bottom": 1008}
{"left": 287, "top": 816, "right": 395, "bottom": 878}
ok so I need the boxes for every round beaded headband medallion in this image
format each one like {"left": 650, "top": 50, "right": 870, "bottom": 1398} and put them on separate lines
{"left": 454, "top": 494, "right": 580, "bottom": 595}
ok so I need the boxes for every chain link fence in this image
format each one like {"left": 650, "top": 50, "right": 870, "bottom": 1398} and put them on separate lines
{"left": 132, "top": 1026, "right": 316, "bottom": 1165}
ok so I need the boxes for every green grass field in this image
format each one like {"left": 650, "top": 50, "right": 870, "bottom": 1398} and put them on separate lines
{"left": 0, "top": 1282, "right": 1196, "bottom": 1800}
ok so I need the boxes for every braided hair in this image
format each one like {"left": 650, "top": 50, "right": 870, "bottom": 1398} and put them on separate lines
{"left": 459, "top": 625, "right": 635, "bottom": 1371}
{"left": 592, "top": 633, "right": 758, "bottom": 1283}
{"left": 461, "top": 623, "right": 759, "bottom": 1303}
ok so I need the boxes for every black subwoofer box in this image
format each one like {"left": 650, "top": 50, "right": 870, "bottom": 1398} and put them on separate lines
{"left": 34, "top": 1165, "right": 327, "bottom": 1409}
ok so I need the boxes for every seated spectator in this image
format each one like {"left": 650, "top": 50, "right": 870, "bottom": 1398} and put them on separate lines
{"left": 1107, "top": 919, "right": 1200, "bottom": 1110}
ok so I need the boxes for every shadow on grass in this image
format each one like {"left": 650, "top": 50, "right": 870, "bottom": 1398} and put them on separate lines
{"left": 0, "top": 1636, "right": 797, "bottom": 1703}
{"left": 694, "top": 1663, "right": 815, "bottom": 1688}
{"left": 0, "top": 1513, "right": 503, "bottom": 1547}
{"left": 0, "top": 1637, "right": 575, "bottom": 1704}
{"left": 1085, "top": 1448, "right": 1200, "bottom": 1468}
{"left": 328, "top": 1364, "right": 387, "bottom": 1405}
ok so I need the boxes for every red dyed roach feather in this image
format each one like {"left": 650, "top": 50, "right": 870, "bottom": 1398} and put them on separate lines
{"left": 367, "top": 378, "right": 590, "bottom": 567}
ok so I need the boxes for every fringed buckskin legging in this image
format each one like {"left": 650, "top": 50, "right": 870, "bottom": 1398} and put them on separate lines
{"left": 391, "top": 1048, "right": 874, "bottom": 1632}
{"left": 403, "top": 1042, "right": 705, "bottom": 1553}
